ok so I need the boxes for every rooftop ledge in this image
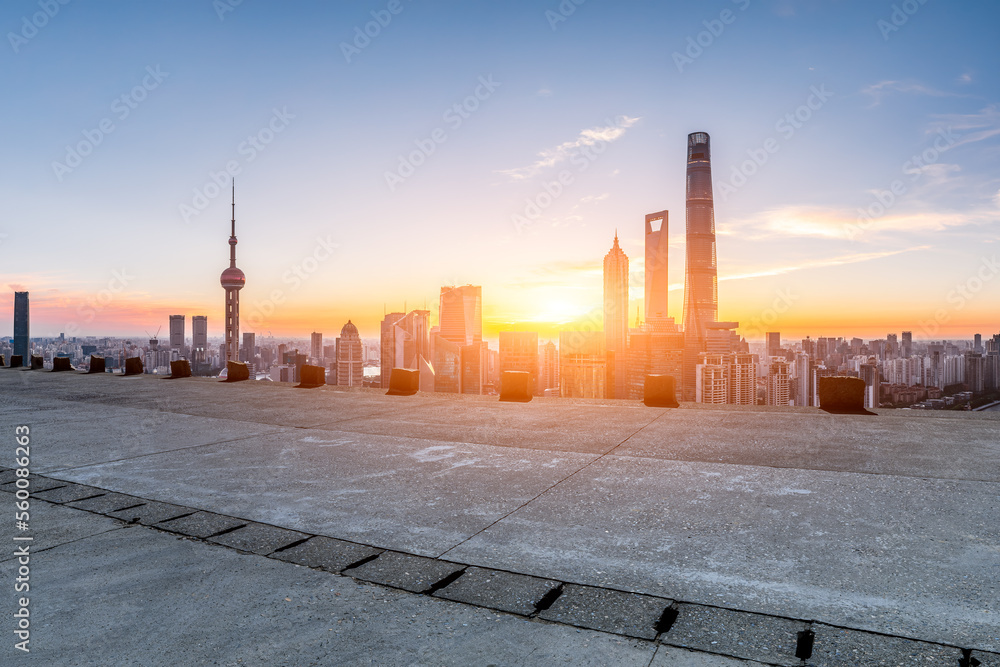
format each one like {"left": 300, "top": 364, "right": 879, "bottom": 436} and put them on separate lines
{"left": 1, "top": 370, "right": 998, "bottom": 662}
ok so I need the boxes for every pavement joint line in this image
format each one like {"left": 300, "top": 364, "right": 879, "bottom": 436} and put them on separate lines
{"left": 435, "top": 408, "right": 670, "bottom": 559}
{"left": 15, "top": 471, "right": 1000, "bottom": 663}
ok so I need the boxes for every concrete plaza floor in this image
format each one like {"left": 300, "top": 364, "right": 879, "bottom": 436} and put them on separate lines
{"left": 0, "top": 370, "right": 997, "bottom": 665}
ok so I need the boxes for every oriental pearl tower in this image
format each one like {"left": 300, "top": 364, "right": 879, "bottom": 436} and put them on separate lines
{"left": 220, "top": 182, "right": 245, "bottom": 363}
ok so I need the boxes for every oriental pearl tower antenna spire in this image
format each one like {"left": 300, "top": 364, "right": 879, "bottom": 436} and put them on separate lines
{"left": 220, "top": 180, "right": 246, "bottom": 364}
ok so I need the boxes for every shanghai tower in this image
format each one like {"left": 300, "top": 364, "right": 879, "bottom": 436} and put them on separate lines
{"left": 681, "top": 132, "right": 718, "bottom": 400}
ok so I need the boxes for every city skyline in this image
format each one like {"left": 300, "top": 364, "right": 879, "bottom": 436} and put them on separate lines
{"left": 2, "top": 1, "right": 999, "bottom": 341}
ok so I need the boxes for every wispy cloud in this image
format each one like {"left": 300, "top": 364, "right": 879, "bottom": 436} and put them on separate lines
{"left": 720, "top": 247, "right": 929, "bottom": 282}
{"left": 498, "top": 116, "right": 641, "bottom": 180}
{"left": 957, "top": 72, "right": 973, "bottom": 84}
{"left": 725, "top": 204, "right": 996, "bottom": 241}
{"left": 861, "top": 80, "right": 963, "bottom": 106}
{"left": 928, "top": 105, "right": 1000, "bottom": 147}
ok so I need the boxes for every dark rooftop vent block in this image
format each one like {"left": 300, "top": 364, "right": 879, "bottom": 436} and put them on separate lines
{"left": 654, "top": 605, "right": 679, "bottom": 635}
{"left": 818, "top": 376, "right": 875, "bottom": 415}
{"left": 7, "top": 355, "right": 22, "bottom": 368}
{"left": 296, "top": 364, "right": 325, "bottom": 389}
{"left": 52, "top": 357, "right": 73, "bottom": 372}
{"left": 168, "top": 359, "right": 192, "bottom": 379}
{"left": 86, "top": 355, "right": 106, "bottom": 374}
{"left": 30, "top": 355, "right": 44, "bottom": 370}
{"left": 796, "top": 629, "right": 815, "bottom": 660}
{"left": 644, "top": 374, "right": 679, "bottom": 408}
{"left": 386, "top": 368, "right": 419, "bottom": 396}
{"left": 222, "top": 360, "right": 250, "bottom": 382}
{"left": 499, "top": 371, "right": 532, "bottom": 402}
{"left": 533, "top": 584, "right": 563, "bottom": 613}
{"left": 123, "top": 357, "right": 144, "bottom": 376}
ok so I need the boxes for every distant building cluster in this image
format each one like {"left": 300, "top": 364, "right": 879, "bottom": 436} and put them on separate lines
{"left": 4, "top": 132, "right": 998, "bottom": 412}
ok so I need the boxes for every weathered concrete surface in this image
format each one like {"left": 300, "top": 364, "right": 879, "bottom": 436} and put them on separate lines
{"left": 0, "top": 514, "right": 656, "bottom": 665}
{"left": 2, "top": 372, "right": 999, "bottom": 661}
{"left": 433, "top": 566, "right": 561, "bottom": 616}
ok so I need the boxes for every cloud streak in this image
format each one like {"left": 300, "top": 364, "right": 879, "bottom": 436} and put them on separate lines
{"left": 498, "top": 116, "right": 641, "bottom": 180}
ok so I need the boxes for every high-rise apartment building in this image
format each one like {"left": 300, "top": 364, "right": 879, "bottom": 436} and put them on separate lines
{"left": 728, "top": 353, "right": 757, "bottom": 405}
{"left": 766, "top": 358, "right": 790, "bottom": 406}
{"left": 603, "top": 234, "right": 629, "bottom": 399}
{"left": 13, "top": 292, "right": 29, "bottom": 365}
{"left": 335, "top": 321, "right": 364, "bottom": 387}
{"left": 695, "top": 354, "right": 728, "bottom": 404}
{"left": 901, "top": 331, "right": 912, "bottom": 358}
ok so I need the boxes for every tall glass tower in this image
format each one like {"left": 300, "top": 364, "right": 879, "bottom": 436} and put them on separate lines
{"left": 682, "top": 132, "right": 719, "bottom": 399}
{"left": 13, "top": 292, "right": 29, "bottom": 366}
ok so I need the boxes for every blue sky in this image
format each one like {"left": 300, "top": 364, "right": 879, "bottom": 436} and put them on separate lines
{"left": 2, "top": 0, "right": 998, "bottom": 340}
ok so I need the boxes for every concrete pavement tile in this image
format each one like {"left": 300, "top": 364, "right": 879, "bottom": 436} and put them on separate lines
{"left": 808, "top": 624, "right": 964, "bottom": 665}
{"left": 1, "top": 476, "right": 68, "bottom": 493}
{"left": 346, "top": 551, "right": 466, "bottom": 593}
{"left": 971, "top": 650, "right": 1000, "bottom": 666}
{"left": 66, "top": 492, "right": 147, "bottom": 514}
{"left": 662, "top": 604, "right": 805, "bottom": 666}
{"left": 651, "top": 645, "right": 771, "bottom": 666}
{"left": 539, "top": 583, "right": 671, "bottom": 640}
{"left": 433, "top": 566, "right": 561, "bottom": 616}
{"left": 206, "top": 522, "right": 309, "bottom": 555}
{"left": 30, "top": 483, "right": 105, "bottom": 504}
{"left": 268, "top": 535, "right": 383, "bottom": 572}
{"left": 155, "top": 510, "right": 246, "bottom": 538}
{"left": 0, "top": 525, "right": 657, "bottom": 665}
{"left": 0, "top": 500, "right": 123, "bottom": 559}
{"left": 111, "top": 500, "right": 194, "bottom": 526}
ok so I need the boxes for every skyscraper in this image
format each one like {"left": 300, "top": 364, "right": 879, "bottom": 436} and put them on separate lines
{"left": 766, "top": 332, "right": 781, "bottom": 359}
{"left": 13, "top": 292, "right": 29, "bottom": 366}
{"left": 559, "top": 331, "right": 606, "bottom": 399}
{"left": 241, "top": 332, "right": 256, "bottom": 365}
{"left": 436, "top": 285, "right": 484, "bottom": 394}
{"left": 311, "top": 332, "right": 323, "bottom": 362}
{"left": 499, "top": 331, "right": 539, "bottom": 395}
{"left": 381, "top": 310, "right": 433, "bottom": 390}
{"left": 438, "top": 285, "right": 482, "bottom": 346}
{"left": 603, "top": 233, "right": 629, "bottom": 398}
{"left": 682, "top": 132, "right": 719, "bottom": 400}
{"left": 192, "top": 315, "right": 208, "bottom": 367}
{"left": 169, "top": 315, "right": 185, "bottom": 350}
{"left": 380, "top": 312, "right": 405, "bottom": 387}
{"left": 336, "top": 321, "right": 364, "bottom": 387}
{"left": 220, "top": 184, "right": 245, "bottom": 363}
{"left": 644, "top": 211, "right": 670, "bottom": 324}
{"left": 192, "top": 316, "right": 208, "bottom": 351}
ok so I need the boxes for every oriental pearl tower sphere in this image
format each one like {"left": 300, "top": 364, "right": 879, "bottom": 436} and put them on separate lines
{"left": 221, "top": 182, "right": 246, "bottom": 363}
